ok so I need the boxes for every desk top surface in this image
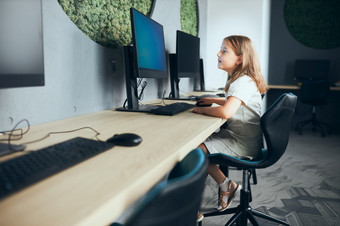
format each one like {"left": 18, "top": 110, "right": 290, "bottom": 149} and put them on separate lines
{"left": 0, "top": 98, "right": 225, "bottom": 226}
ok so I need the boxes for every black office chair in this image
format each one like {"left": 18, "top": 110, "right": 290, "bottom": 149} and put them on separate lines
{"left": 111, "top": 148, "right": 208, "bottom": 226}
{"left": 295, "top": 80, "right": 330, "bottom": 137}
{"left": 203, "top": 93, "right": 297, "bottom": 226}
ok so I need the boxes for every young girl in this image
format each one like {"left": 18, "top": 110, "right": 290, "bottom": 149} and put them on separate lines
{"left": 194, "top": 35, "right": 268, "bottom": 214}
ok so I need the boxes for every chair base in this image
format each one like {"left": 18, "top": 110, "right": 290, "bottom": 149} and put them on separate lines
{"left": 203, "top": 170, "right": 289, "bottom": 226}
{"left": 295, "top": 108, "right": 330, "bottom": 137}
{"left": 204, "top": 201, "right": 289, "bottom": 226}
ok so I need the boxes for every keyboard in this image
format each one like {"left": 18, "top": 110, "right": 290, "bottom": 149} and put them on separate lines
{"left": 150, "top": 102, "right": 195, "bottom": 116}
{"left": 0, "top": 137, "right": 114, "bottom": 200}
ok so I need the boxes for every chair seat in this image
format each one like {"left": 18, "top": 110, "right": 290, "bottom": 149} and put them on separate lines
{"left": 208, "top": 148, "right": 268, "bottom": 169}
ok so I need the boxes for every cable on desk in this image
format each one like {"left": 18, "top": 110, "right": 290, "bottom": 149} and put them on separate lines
{"left": 0, "top": 118, "right": 102, "bottom": 154}
{"left": 138, "top": 80, "right": 147, "bottom": 101}
{"left": 0, "top": 119, "right": 30, "bottom": 142}
{"left": 122, "top": 78, "right": 144, "bottom": 109}
{"left": 139, "top": 90, "right": 167, "bottom": 107}
{"left": 20, "top": 127, "right": 102, "bottom": 146}
{"left": 161, "top": 90, "right": 167, "bottom": 105}
{"left": 0, "top": 119, "right": 30, "bottom": 152}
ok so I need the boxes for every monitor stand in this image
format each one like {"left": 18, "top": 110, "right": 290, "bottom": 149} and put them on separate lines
{"left": 164, "top": 53, "right": 196, "bottom": 101}
{"left": 194, "top": 58, "right": 205, "bottom": 92}
{"left": 164, "top": 78, "right": 195, "bottom": 100}
{"left": 116, "top": 104, "right": 158, "bottom": 113}
{"left": 115, "top": 46, "right": 158, "bottom": 113}
{"left": 193, "top": 58, "right": 217, "bottom": 93}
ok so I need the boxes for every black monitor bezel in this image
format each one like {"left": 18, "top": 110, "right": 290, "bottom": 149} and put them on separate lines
{"left": 0, "top": 74, "right": 44, "bottom": 88}
{"left": 176, "top": 30, "right": 200, "bottom": 78}
{"left": 130, "top": 8, "right": 168, "bottom": 79}
{"left": 0, "top": 0, "right": 45, "bottom": 89}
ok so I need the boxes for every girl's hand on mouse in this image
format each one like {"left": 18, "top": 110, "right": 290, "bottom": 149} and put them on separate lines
{"left": 196, "top": 97, "right": 213, "bottom": 106}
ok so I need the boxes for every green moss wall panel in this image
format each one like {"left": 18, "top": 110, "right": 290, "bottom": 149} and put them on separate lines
{"left": 57, "top": 0, "right": 154, "bottom": 48}
{"left": 180, "top": 0, "right": 198, "bottom": 36}
{"left": 284, "top": 0, "right": 340, "bottom": 49}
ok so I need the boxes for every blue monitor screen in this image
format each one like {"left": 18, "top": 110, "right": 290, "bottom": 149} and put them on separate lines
{"left": 131, "top": 8, "right": 167, "bottom": 78}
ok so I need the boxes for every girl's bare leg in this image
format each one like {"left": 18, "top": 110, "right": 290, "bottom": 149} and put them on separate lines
{"left": 198, "top": 143, "right": 226, "bottom": 184}
{"left": 198, "top": 143, "right": 240, "bottom": 211}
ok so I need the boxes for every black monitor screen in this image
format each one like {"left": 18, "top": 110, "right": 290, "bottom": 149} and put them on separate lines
{"left": 176, "top": 30, "right": 200, "bottom": 78}
{"left": 0, "top": 0, "right": 44, "bottom": 88}
{"left": 294, "top": 60, "right": 330, "bottom": 81}
{"left": 131, "top": 8, "right": 167, "bottom": 78}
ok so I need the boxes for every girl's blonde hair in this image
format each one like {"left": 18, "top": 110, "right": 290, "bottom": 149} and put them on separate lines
{"left": 224, "top": 35, "right": 268, "bottom": 94}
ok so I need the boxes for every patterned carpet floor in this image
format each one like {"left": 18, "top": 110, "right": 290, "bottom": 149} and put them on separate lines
{"left": 200, "top": 129, "right": 340, "bottom": 226}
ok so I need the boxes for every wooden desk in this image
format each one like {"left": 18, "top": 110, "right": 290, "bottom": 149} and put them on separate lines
{"left": 268, "top": 84, "right": 340, "bottom": 91}
{"left": 0, "top": 100, "right": 225, "bottom": 226}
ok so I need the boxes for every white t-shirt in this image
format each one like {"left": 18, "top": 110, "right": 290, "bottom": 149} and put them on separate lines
{"left": 204, "top": 75, "right": 263, "bottom": 159}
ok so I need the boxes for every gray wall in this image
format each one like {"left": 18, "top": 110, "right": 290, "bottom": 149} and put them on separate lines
{"left": 0, "top": 0, "right": 115, "bottom": 131}
{"left": 268, "top": 0, "right": 340, "bottom": 85}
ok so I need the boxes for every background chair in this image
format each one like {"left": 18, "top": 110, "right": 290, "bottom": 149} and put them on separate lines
{"left": 111, "top": 148, "right": 208, "bottom": 226}
{"left": 295, "top": 80, "right": 330, "bottom": 137}
{"left": 203, "top": 93, "right": 297, "bottom": 226}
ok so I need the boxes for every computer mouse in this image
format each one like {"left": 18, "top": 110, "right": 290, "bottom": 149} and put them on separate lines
{"left": 106, "top": 133, "right": 142, "bottom": 147}
{"left": 195, "top": 102, "right": 212, "bottom": 107}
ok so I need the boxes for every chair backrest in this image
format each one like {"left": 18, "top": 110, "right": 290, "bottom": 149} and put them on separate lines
{"left": 258, "top": 93, "right": 297, "bottom": 168}
{"left": 122, "top": 148, "right": 208, "bottom": 226}
{"left": 300, "top": 80, "right": 329, "bottom": 105}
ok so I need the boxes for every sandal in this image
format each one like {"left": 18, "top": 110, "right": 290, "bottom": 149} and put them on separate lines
{"left": 217, "top": 180, "right": 241, "bottom": 212}
{"left": 197, "top": 212, "right": 204, "bottom": 222}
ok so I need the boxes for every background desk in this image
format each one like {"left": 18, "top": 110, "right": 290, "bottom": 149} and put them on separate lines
{"left": 267, "top": 85, "right": 340, "bottom": 133}
{"left": 268, "top": 84, "right": 340, "bottom": 91}
{"left": 0, "top": 100, "right": 225, "bottom": 226}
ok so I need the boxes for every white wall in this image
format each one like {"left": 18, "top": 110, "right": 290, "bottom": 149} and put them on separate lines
{"left": 198, "top": 0, "right": 208, "bottom": 66}
{"left": 203, "top": 0, "right": 270, "bottom": 91}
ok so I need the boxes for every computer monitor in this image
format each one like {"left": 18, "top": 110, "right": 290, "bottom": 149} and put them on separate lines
{"left": 131, "top": 8, "right": 167, "bottom": 79}
{"left": 0, "top": 0, "right": 45, "bottom": 89}
{"left": 116, "top": 8, "right": 168, "bottom": 112}
{"left": 168, "top": 30, "right": 200, "bottom": 99}
{"left": 177, "top": 30, "right": 200, "bottom": 78}
{"left": 294, "top": 60, "right": 330, "bottom": 81}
